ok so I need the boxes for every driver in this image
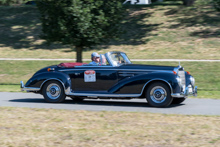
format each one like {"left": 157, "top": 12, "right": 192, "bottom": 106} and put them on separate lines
{"left": 89, "top": 52, "right": 100, "bottom": 65}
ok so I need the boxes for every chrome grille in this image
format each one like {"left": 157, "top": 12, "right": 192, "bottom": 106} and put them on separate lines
{"left": 178, "top": 70, "right": 186, "bottom": 90}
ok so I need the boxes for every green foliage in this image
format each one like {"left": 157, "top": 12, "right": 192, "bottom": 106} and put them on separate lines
{"left": 213, "top": 0, "right": 220, "bottom": 11}
{"left": 36, "top": 0, "right": 125, "bottom": 47}
{"left": 182, "top": 0, "right": 196, "bottom": 6}
{"left": 0, "top": 0, "right": 28, "bottom": 5}
{"left": 195, "top": 0, "right": 212, "bottom": 6}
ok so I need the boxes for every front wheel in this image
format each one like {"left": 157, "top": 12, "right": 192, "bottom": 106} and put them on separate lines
{"left": 42, "top": 80, "right": 66, "bottom": 103}
{"left": 146, "top": 82, "right": 173, "bottom": 107}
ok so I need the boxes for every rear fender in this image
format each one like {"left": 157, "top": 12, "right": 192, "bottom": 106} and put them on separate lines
{"left": 25, "top": 72, "right": 71, "bottom": 93}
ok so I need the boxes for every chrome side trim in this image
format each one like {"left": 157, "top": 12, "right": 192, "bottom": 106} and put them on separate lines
{"left": 66, "top": 92, "right": 141, "bottom": 97}
{"left": 118, "top": 70, "right": 173, "bottom": 74}
{"left": 119, "top": 73, "right": 134, "bottom": 77}
{"left": 118, "top": 71, "right": 148, "bottom": 74}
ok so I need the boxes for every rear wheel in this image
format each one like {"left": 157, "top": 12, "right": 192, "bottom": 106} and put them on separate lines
{"left": 172, "top": 98, "right": 186, "bottom": 104}
{"left": 146, "top": 82, "right": 173, "bottom": 107}
{"left": 42, "top": 80, "right": 66, "bottom": 103}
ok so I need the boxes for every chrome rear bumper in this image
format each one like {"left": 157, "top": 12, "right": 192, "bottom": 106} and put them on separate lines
{"left": 172, "top": 86, "right": 197, "bottom": 98}
{"left": 20, "top": 81, "right": 40, "bottom": 92}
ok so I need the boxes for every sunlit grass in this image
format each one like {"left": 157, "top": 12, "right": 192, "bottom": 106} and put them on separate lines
{"left": 0, "top": 2, "right": 219, "bottom": 60}
{"left": 0, "top": 85, "right": 21, "bottom": 92}
{"left": 0, "top": 107, "right": 219, "bottom": 146}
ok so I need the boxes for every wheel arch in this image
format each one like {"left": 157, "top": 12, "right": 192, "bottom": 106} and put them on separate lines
{"left": 140, "top": 79, "right": 173, "bottom": 97}
{"left": 39, "top": 78, "right": 66, "bottom": 94}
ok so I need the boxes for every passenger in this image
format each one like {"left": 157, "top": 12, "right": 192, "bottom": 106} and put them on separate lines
{"left": 89, "top": 52, "right": 100, "bottom": 65}
{"left": 100, "top": 55, "right": 107, "bottom": 65}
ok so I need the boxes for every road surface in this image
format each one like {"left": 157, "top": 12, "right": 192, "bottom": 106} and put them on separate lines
{"left": 0, "top": 92, "right": 220, "bottom": 116}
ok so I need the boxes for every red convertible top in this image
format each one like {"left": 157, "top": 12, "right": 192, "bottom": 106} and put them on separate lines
{"left": 58, "top": 62, "right": 86, "bottom": 68}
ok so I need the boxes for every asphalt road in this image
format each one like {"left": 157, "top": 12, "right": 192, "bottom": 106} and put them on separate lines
{"left": 0, "top": 92, "right": 220, "bottom": 116}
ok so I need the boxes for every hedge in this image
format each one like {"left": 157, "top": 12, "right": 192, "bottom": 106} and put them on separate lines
{"left": 0, "top": 0, "right": 30, "bottom": 6}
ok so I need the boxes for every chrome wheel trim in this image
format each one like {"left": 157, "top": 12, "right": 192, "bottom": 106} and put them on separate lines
{"left": 150, "top": 86, "right": 167, "bottom": 103}
{"left": 46, "top": 83, "right": 61, "bottom": 99}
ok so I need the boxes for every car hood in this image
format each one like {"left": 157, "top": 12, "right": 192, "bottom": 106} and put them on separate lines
{"left": 119, "top": 64, "right": 176, "bottom": 71}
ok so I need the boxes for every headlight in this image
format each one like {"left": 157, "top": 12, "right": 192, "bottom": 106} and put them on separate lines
{"left": 176, "top": 76, "right": 182, "bottom": 86}
{"left": 190, "top": 76, "right": 195, "bottom": 86}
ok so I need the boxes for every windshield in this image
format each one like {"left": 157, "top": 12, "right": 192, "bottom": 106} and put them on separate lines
{"left": 107, "top": 52, "right": 132, "bottom": 66}
{"left": 99, "top": 54, "right": 110, "bottom": 66}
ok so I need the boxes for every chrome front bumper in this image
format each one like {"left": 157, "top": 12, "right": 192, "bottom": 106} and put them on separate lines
{"left": 20, "top": 81, "right": 40, "bottom": 92}
{"left": 171, "top": 86, "right": 197, "bottom": 98}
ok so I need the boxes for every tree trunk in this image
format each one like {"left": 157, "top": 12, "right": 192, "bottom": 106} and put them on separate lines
{"left": 76, "top": 46, "right": 83, "bottom": 63}
{"left": 182, "top": 0, "right": 196, "bottom": 6}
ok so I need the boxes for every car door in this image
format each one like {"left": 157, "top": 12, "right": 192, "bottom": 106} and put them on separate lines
{"left": 71, "top": 66, "right": 118, "bottom": 92}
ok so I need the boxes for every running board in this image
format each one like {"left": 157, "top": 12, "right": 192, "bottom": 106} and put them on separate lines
{"left": 66, "top": 92, "right": 141, "bottom": 98}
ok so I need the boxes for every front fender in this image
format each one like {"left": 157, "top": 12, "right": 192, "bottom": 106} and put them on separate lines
{"left": 109, "top": 72, "right": 179, "bottom": 94}
{"left": 25, "top": 72, "right": 71, "bottom": 92}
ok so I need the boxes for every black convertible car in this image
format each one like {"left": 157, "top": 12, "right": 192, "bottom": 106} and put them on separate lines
{"left": 21, "top": 51, "right": 197, "bottom": 107}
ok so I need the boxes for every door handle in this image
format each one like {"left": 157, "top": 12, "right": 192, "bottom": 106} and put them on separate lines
{"left": 75, "top": 73, "right": 80, "bottom": 75}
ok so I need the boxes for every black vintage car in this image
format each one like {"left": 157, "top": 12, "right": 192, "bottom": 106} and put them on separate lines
{"left": 21, "top": 51, "right": 197, "bottom": 107}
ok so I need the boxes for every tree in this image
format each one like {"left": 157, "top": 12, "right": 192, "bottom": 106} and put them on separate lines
{"left": 213, "top": 0, "right": 220, "bottom": 11}
{"left": 36, "top": 0, "right": 125, "bottom": 62}
{"left": 182, "top": 0, "right": 196, "bottom": 6}
{"left": 0, "top": 0, "right": 28, "bottom": 5}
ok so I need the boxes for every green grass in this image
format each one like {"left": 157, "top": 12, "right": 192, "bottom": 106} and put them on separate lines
{"left": 198, "top": 91, "right": 220, "bottom": 99}
{"left": 0, "top": 60, "right": 219, "bottom": 99}
{"left": 0, "top": 1, "right": 219, "bottom": 60}
{"left": 0, "top": 85, "right": 21, "bottom": 92}
{"left": 0, "top": 107, "right": 220, "bottom": 147}
{"left": 0, "top": 60, "right": 64, "bottom": 85}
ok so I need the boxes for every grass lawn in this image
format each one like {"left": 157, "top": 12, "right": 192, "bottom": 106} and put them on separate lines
{"left": 0, "top": 60, "right": 219, "bottom": 99}
{"left": 0, "top": 107, "right": 220, "bottom": 146}
{"left": 0, "top": 1, "right": 219, "bottom": 60}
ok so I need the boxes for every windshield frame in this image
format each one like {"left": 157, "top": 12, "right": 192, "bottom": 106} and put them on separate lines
{"left": 105, "top": 51, "right": 132, "bottom": 67}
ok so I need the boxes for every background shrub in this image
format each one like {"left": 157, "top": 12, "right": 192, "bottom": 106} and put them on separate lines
{"left": 0, "top": 0, "right": 29, "bottom": 6}
{"left": 213, "top": 0, "right": 220, "bottom": 11}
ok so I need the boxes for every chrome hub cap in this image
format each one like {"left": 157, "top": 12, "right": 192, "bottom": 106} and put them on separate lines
{"left": 150, "top": 86, "right": 167, "bottom": 103}
{"left": 46, "top": 83, "right": 61, "bottom": 99}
